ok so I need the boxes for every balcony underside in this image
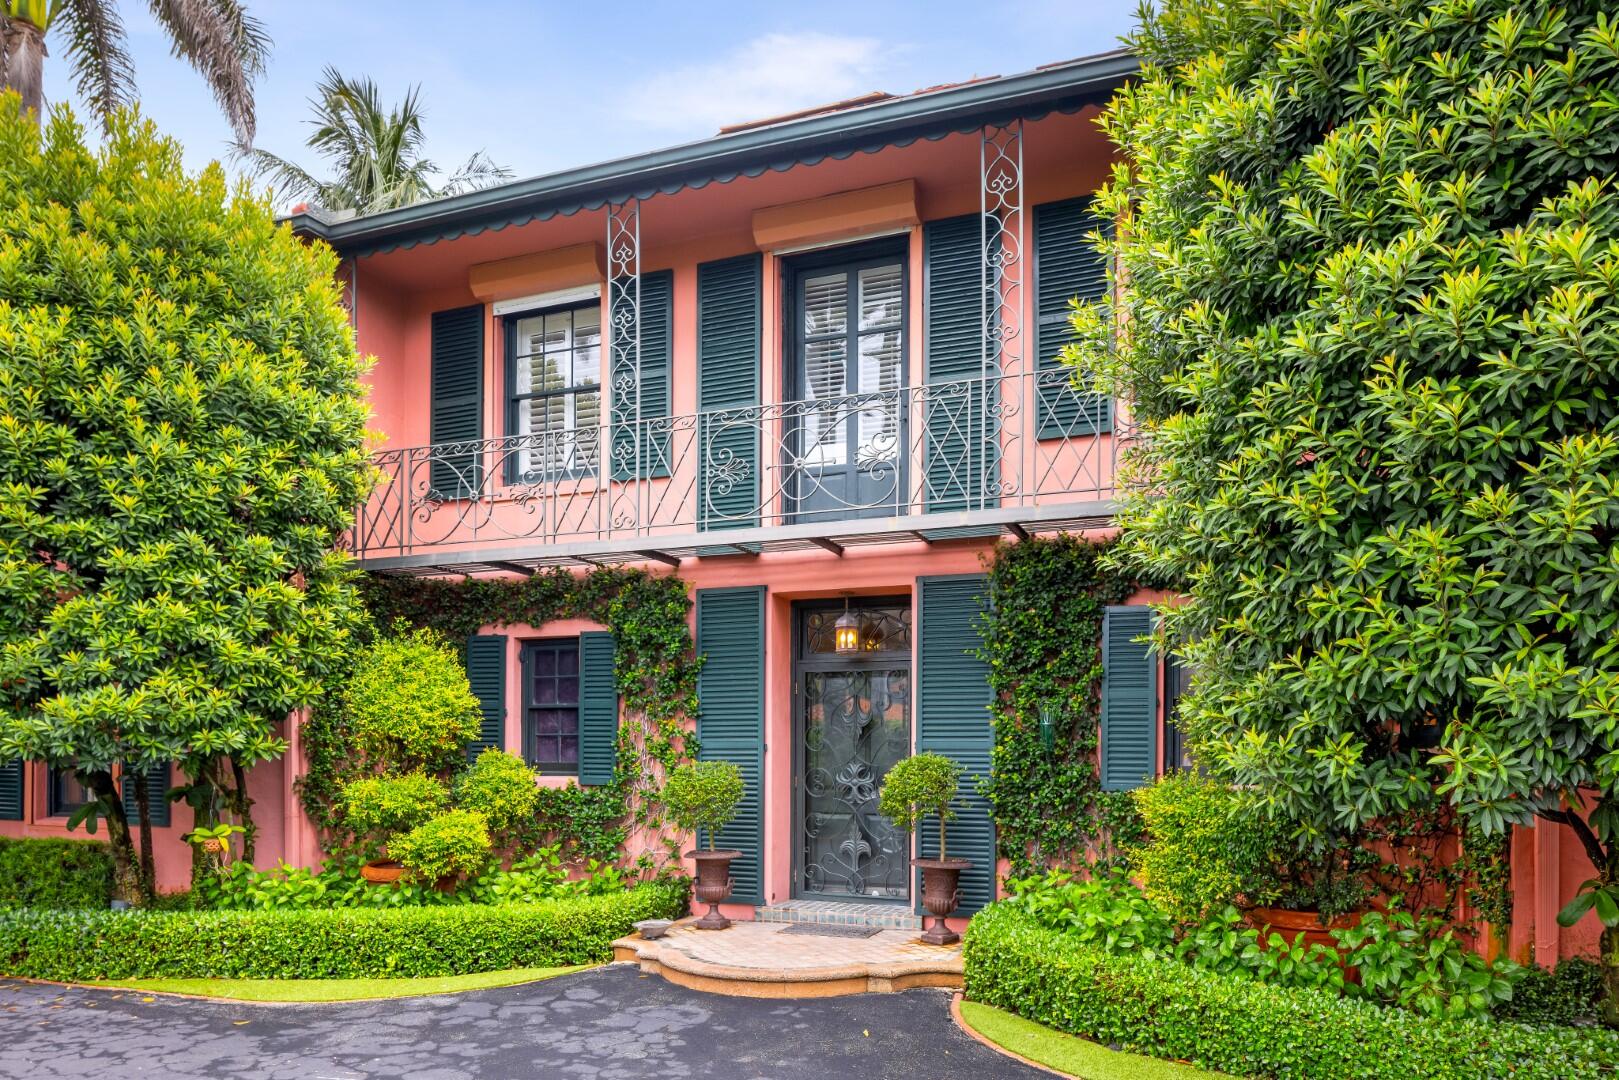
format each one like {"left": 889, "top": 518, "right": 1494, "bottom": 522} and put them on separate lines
{"left": 357, "top": 499, "right": 1116, "bottom": 577}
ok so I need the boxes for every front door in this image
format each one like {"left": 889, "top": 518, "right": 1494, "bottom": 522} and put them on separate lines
{"left": 794, "top": 599, "right": 912, "bottom": 901}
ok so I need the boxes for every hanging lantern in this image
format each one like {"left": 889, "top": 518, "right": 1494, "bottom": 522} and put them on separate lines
{"left": 834, "top": 596, "right": 862, "bottom": 654}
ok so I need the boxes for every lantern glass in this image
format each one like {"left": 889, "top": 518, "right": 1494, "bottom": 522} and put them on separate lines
{"left": 834, "top": 610, "right": 862, "bottom": 654}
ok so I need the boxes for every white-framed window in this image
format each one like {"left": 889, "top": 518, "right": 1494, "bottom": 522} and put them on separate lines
{"left": 506, "top": 301, "right": 602, "bottom": 480}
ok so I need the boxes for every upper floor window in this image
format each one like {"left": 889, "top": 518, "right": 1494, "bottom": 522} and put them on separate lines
{"left": 522, "top": 639, "right": 580, "bottom": 773}
{"left": 49, "top": 768, "right": 91, "bottom": 818}
{"left": 506, "top": 301, "right": 601, "bottom": 481}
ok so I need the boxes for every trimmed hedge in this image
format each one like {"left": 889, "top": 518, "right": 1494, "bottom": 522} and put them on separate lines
{"left": 0, "top": 838, "right": 116, "bottom": 910}
{"left": 0, "top": 878, "right": 686, "bottom": 980}
{"left": 964, "top": 904, "right": 1619, "bottom": 1080}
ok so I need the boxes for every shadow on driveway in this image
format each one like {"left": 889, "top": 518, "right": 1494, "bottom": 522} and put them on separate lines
{"left": 0, "top": 965, "right": 1046, "bottom": 1079}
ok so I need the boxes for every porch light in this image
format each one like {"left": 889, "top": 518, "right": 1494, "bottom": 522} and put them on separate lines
{"left": 834, "top": 597, "right": 863, "bottom": 654}
{"left": 1038, "top": 704, "right": 1058, "bottom": 752}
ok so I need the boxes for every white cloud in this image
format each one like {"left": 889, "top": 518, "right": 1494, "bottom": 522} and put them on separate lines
{"left": 622, "top": 32, "right": 892, "bottom": 136}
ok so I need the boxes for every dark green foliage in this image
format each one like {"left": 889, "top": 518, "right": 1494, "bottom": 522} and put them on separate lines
{"left": 660, "top": 761, "right": 743, "bottom": 851}
{"left": 1497, "top": 959, "right": 1607, "bottom": 1027}
{"left": 976, "top": 536, "right": 1155, "bottom": 873}
{"left": 0, "top": 879, "right": 688, "bottom": 980}
{"left": 965, "top": 904, "right": 1619, "bottom": 1079}
{"left": 0, "top": 837, "right": 114, "bottom": 910}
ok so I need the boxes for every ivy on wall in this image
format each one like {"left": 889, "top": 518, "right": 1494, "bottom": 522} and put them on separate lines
{"left": 976, "top": 534, "right": 1160, "bottom": 876}
{"left": 298, "top": 567, "right": 701, "bottom": 869}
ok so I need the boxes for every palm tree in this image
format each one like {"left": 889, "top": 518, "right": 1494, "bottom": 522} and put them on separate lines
{"left": 236, "top": 67, "right": 512, "bottom": 215}
{"left": 0, "top": 0, "right": 269, "bottom": 139}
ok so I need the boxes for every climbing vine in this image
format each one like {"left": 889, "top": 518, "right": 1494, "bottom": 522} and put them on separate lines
{"left": 298, "top": 567, "right": 701, "bottom": 872}
{"left": 976, "top": 534, "right": 1158, "bottom": 876}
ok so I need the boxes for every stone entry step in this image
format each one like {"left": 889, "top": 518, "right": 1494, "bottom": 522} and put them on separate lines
{"left": 612, "top": 918, "right": 962, "bottom": 998}
{"left": 756, "top": 898, "right": 921, "bottom": 931}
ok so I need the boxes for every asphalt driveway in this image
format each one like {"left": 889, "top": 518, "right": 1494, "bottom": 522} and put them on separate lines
{"left": 0, "top": 965, "right": 1044, "bottom": 1079}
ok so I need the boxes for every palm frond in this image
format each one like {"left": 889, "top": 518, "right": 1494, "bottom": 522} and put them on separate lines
{"left": 440, "top": 150, "right": 514, "bottom": 197}
{"left": 54, "top": 0, "right": 137, "bottom": 129}
{"left": 146, "top": 0, "right": 267, "bottom": 142}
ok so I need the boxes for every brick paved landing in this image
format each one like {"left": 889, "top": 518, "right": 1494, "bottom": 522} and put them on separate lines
{"left": 612, "top": 918, "right": 964, "bottom": 998}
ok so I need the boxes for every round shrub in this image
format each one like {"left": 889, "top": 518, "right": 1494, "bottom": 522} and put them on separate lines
{"left": 339, "top": 773, "right": 449, "bottom": 850}
{"left": 878, "top": 753, "right": 962, "bottom": 858}
{"left": 661, "top": 761, "right": 744, "bottom": 851}
{"left": 344, "top": 625, "right": 482, "bottom": 773}
{"left": 454, "top": 750, "right": 540, "bottom": 845}
{"left": 391, "top": 810, "right": 491, "bottom": 884}
{"left": 1129, "top": 773, "right": 1284, "bottom": 924}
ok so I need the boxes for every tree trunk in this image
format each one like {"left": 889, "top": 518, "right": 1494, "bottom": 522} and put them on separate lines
{"left": 1, "top": 19, "right": 47, "bottom": 122}
{"left": 229, "top": 757, "right": 256, "bottom": 864}
{"left": 85, "top": 770, "right": 140, "bottom": 905}
{"left": 134, "top": 772, "right": 156, "bottom": 904}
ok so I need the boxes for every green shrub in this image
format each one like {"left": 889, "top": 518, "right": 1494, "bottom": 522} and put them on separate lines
{"left": 0, "top": 838, "right": 116, "bottom": 910}
{"left": 1129, "top": 774, "right": 1283, "bottom": 924}
{"left": 390, "top": 810, "right": 491, "bottom": 884}
{"left": 661, "top": 761, "right": 744, "bottom": 851}
{"left": 1003, "top": 868, "right": 1177, "bottom": 961}
{"left": 877, "top": 752, "right": 961, "bottom": 859}
{"left": 1496, "top": 959, "right": 1607, "bottom": 1028}
{"left": 965, "top": 904, "right": 1619, "bottom": 1080}
{"left": 454, "top": 750, "right": 540, "bottom": 844}
{"left": 340, "top": 774, "right": 450, "bottom": 851}
{"left": 0, "top": 879, "right": 688, "bottom": 980}
{"left": 345, "top": 626, "right": 483, "bottom": 773}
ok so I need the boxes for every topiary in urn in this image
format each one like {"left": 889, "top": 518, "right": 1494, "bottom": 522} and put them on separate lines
{"left": 879, "top": 752, "right": 968, "bottom": 945}
{"left": 662, "top": 761, "right": 745, "bottom": 930}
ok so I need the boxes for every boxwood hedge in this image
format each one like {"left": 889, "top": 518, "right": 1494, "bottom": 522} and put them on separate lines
{"left": 964, "top": 904, "right": 1619, "bottom": 1080}
{"left": 0, "top": 838, "right": 116, "bottom": 911}
{"left": 0, "top": 878, "right": 686, "bottom": 980}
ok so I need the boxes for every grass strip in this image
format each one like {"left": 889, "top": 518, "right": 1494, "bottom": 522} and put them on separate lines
{"left": 958, "top": 999, "right": 1234, "bottom": 1080}
{"left": 87, "top": 964, "right": 587, "bottom": 1002}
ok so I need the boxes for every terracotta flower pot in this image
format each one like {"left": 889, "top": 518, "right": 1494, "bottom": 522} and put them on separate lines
{"left": 360, "top": 859, "right": 405, "bottom": 885}
{"left": 913, "top": 857, "right": 972, "bottom": 946}
{"left": 687, "top": 849, "right": 741, "bottom": 930}
{"left": 1245, "top": 906, "right": 1362, "bottom": 952}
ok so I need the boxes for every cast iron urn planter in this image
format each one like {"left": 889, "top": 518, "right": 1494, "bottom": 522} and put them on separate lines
{"left": 913, "top": 857, "right": 972, "bottom": 945}
{"left": 688, "top": 849, "right": 742, "bottom": 930}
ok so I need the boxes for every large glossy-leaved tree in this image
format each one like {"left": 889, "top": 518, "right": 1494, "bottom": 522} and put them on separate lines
{"left": 1082, "top": 0, "right": 1619, "bottom": 1014}
{"left": 0, "top": 100, "right": 370, "bottom": 901}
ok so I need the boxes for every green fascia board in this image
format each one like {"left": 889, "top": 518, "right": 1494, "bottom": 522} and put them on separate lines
{"left": 287, "top": 51, "right": 1137, "bottom": 258}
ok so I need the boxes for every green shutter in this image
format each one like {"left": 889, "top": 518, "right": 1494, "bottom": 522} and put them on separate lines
{"left": 611, "top": 269, "right": 673, "bottom": 479}
{"left": 430, "top": 305, "right": 485, "bottom": 497}
{"left": 578, "top": 631, "right": 619, "bottom": 786}
{"left": 695, "top": 586, "right": 765, "bottom": 904}
{"left": 1034, "top": 198, "right": 1112, "bottom": 437}
{"left": 120, "top": 762, "right": 171, "bottom": 828}
{"left": 465, "top": 634, "right": 508, "bottom": 760}
{"left": 0, "top": 759, "right": 22, "bottom": 821}
{"left": 923, "top": 215, "right": 998, "bottom": 513}
{"left": 697, "top": 254, "right": 762, "bottom": 530}
{"left": 916, "top": 574, "right": 996, "bottom": 915}
{"left": 1101, "top": 605, "right": 1157, "bottom": 792}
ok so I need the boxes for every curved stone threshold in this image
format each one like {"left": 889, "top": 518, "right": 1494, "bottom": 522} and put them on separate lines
{"left": 611, "top": 918, "right": 964, "bottom": 998}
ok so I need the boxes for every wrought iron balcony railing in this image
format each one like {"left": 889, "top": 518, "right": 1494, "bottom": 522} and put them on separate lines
{"left": 351, "top": 369, "right": 1130, "bottom": 563}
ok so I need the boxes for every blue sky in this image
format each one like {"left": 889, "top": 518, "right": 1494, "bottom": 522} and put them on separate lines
{"left": 41, "top": 1, "right": 1138, "bottom": 193}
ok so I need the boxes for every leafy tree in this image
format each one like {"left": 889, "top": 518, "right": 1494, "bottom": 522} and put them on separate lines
{"left": 0, "top": 0, "right": 269, "bottom": 138}
{"left": 235, "top": 67, "right": 511, "bottom": 214}
{"left": 0, "top": 101, "right": 371, "bottom": 902}
{"left": 1083, "top": 0, "right": 1619, "bottom": 1020}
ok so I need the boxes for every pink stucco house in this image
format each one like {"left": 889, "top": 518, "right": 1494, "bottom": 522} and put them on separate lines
{"left": 0, "top": 49, "right": 1598, "bottom": 960}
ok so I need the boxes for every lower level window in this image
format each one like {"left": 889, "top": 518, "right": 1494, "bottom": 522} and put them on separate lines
{"left": 523, "top": 639, "right": 580, "bottom": 772}
{"left": 49, "top": 769, "right": 91, "bottom": 817}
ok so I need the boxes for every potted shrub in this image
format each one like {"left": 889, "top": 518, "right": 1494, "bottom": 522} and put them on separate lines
{"left": 390, "top": 809, "right": 493, "bottom": 891}
{"left": 339, "top": 773, "right": 450, "bottom": 884}
{"left": 879, "top": 752, "right": 968, "bottom": 945}
{"left": 662, "top": 760, "right": 745, "bottom": 930}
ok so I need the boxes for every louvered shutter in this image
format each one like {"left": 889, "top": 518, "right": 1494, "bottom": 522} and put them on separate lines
{"left": 1034, "top": 198, "right": 1112, "bottom": 436}
{"left": 923, "top": 215, "right": 998, "bottom": 512}
{"left": 430, "top": 305, "right": 485, "bottom": 497}
{"left": 121, "top": 762, "right": 171, "bottom": 828}
{"left": 577, "top": 631, "right": 619, "bottom": 785}
{"left": 695, "top": 586, "right": 765, "bottom": 904}
{"left": 465, "top": 634, "right": 508, "bottom": 761}
{"left": 0, "top": 759, "right": 22, "bottom": 821}
{"left": 1101, "top": 606, "right": 1157, "bottom": 791}
{"left": 697, "top": 254, "right": 762, "bottom": 530}
{"left": 916, "top": 574, "right": 996, "bottom": 915}
{"left": 611, "top": 269, "right": 673, "bottom": 479}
